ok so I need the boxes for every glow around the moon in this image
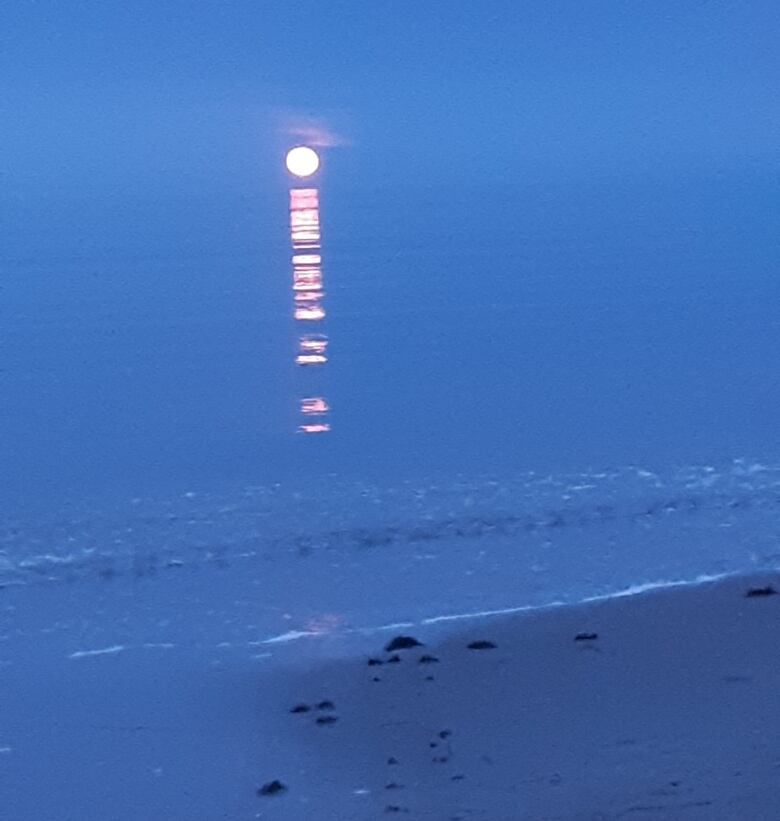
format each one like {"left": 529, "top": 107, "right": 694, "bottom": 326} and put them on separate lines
{"left": 285, "top": 146, "right": 320, "bottom": 177}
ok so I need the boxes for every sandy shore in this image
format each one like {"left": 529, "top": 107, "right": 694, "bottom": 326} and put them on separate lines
{"left": 2, "top": 571, "right": 779, "bottom": 819}
{"left": 255, "top": 572, "right": 780, "bottom": 820}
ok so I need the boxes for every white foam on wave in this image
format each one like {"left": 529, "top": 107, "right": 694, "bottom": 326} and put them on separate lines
{"left": 261, "top": 629, "right": 321, "bottom": 644}
{"left": 261, "top": 620, "right": 417, "bottom": 644}
{"left": 594, "top": 572, "right": 730, "bottom": 601}
{"left": 257, "top": 572, "right": 744, "bottom": 646}
{"left": 421, "top": 573, "right": 732, "bottom": 627}
{"left": 68, "top": 644, "right": 125, "bottom": 660}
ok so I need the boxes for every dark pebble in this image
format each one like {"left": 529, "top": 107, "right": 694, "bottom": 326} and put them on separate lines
{"left": 575, "top": 632, "right": 599, "bottom": 642}
{"left": 316, "top": 715, "right": 338, "bottom": 726}
{"left": 316, "top": 700, "right": 335, "bottom": 711}
{"left": 467, "top": 640, "right": 496, "bottom": 650}
{"left": 419, "top": 655, "right": 439, "bottom": 664}
{"left": 258, "top": 780, "right": 287, "bottom": 797}
{"left": 290, "top": 704, "right": 310, "bottom": 714}
{"left": 385, "top": 636, "right": 423, "bottom": 652}
{"left": 746, "top": 585, "right": 777, "bottom": 598}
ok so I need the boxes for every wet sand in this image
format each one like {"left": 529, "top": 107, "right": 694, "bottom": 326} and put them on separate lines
{"left": 2, "top": 572, "right": 779, "bottom": 819}
{"left": 256, "top": 573, "right": 780, "bottom": 820}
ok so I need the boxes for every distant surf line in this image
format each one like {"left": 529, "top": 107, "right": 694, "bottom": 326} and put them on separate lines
{"left": 2, "top": 461, "right": 779, "bottom": 589}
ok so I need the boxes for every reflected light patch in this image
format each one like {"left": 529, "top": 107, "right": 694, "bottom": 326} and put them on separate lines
{"left": 288, "top": 169, "right": 329, "bottom": 433}
{"left": 293, "top": 275, "right": 322, "bottom": 291}
{"left": 295, "top": 305, "right": 325, "bottom": 321}
{"left": 295, "top": 354, "right": 327, "bottom": 366}
{"left": 297, "top": 423, "right": 331, "bottom": 435}
{"left": 286, "top": 146, "right": 320, "bottom": 178}
{"left": 290, "top": 189, "right": 318, "bottom": 208}
{"left": 301, "top": 397, "right": 329, "bottom": 415}
{"left": 295, "top": 290, "right": 324, "bottom": 303}
{"left": 299, "top": 335, "right": 328, "bottom": 355}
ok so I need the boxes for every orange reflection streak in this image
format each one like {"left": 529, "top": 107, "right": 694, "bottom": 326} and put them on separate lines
{"left": 290, "top": 182, "right": 330, "bottom": 433}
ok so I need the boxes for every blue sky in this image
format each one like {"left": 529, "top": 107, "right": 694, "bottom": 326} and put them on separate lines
{"left": 3, "top": 1, "right": 779, "bottom": 202}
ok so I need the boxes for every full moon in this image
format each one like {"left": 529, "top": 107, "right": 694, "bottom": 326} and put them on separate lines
{"left": 285, "top": 146, "right": 320, "bottom": 178}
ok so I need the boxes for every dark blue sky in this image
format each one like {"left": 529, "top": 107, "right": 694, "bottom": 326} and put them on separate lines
{"left": 3, "top": 1, "right": 779, "bottom": 203}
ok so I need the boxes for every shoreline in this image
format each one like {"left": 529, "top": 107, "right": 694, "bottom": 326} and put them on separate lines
{"left": 2, "top": 570, "right": 779, "bottom": 818}
{"left": 257, "top": 570, "right": 780, "bottom": 819}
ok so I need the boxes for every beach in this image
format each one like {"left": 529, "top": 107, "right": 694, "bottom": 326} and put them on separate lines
{"left": 2, "top": 562, "right": 779, "bottom": 819}
{"left": 254, "top": 572, "right": 780, "bottom": 820}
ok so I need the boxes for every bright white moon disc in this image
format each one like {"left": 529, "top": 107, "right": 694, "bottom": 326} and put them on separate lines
{"left": 285, "top": 146, "right": 320, "bottom": 177}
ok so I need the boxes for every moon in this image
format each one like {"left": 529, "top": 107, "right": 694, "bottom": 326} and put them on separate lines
{"left": 285, "top": 146, "right": 320, "bottom": 178}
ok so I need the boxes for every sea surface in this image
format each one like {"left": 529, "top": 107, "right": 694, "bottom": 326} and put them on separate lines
{"left": 3, "top": 171, "right": 780, "bottom": 605}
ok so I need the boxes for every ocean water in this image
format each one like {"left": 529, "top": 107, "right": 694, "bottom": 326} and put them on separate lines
{"left": 3, "top": 172, "right": 780, "bottom": 602}
{"left": 4, "top": 173, "right": 779, "bottom": 505}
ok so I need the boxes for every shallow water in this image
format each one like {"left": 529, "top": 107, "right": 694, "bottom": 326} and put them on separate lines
{"left": 3, "top": 460, "right": 780, "bottom": 644}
